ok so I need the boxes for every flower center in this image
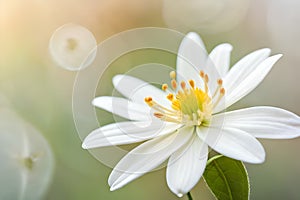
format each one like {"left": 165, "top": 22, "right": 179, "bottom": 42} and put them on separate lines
{"left": 145, "top": 70, "right": 225, "bottom": 126}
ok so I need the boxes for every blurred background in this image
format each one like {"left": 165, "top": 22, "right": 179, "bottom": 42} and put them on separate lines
{"left": 1, "top": 0, "right": 300, "bottom": 199}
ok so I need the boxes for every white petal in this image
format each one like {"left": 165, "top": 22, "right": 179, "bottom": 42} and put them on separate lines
{"left": 82, "top": 121, "right": 182, "bottom": 149}
{"left": 213, "top": 48, "right": 271, "bottom": 112}
{"left": 167, "top": 135, "right": 208, "bottom": 197}
{"left": 92, "top": 96, "right": 151, "bottom": 121}
{"left": 197, "top": 127, "right": 265, "bottom": 164}
{"left": 108, "top": 126, "right": 194, "bottom": 191}
{"left": 224, "top": 48, "right": 271, "bottom": 91}
{"left": 113, "top": 74, "right": 170, "bottom": 107}
{"left": 214, "top": 54, "right": 282, "bottom": 113}
{"left": 176, "top": 32, "right": 207, "bottom": 88}
{"left": 208, "top": 43, "right": 233, "bottom": 77}
{"left": 211, "top": 106, "right": 300, "bottom": 139}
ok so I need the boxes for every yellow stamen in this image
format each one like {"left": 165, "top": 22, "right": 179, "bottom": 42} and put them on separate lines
{"left": 204, "top": 74, "right": 209, "bottom": 83}
{"left": 154, "top": 112, "right": 164, "bottom": 118}
{"left": 170, "top": 71, "right": 176, "bottom": 79}
{"left": 147, "top": 99, "right": 177, "bottom": 114}
{"left": 144, "top": 97, "right": 153, "bottom": 106}
{"left": 212, "top": 88, "right": 225, "bottom": 110}
{"left": 200, "top": 70, "right": 205, "bottom": 78}
{"left": 213, "top": 78, "right": 224, "bottom": 98}
{"left": 162, "top": 84, "right": 168, "bottom": 91}
{"left": 167, "top": 93, "right": 174, "bottom": 101}
{"left": 171, "top": 79, "right": 177, "bottom": 90}
{"left": 180, "top": 81, "right": 186, "bottom": 89}
{"left": 144, "top": 97, "right": 152, "bottom": 102}
{"left": 145, "top": 70, "right": 225, "bottom": 126}
{"left": 189, "top": 80, "right": 195, "bottom": 88}
{"left": 217, "top": 79, "right": 223, "bottom": 86}
{"left": 220, "top": 87, "right": 225, "bottom": 95}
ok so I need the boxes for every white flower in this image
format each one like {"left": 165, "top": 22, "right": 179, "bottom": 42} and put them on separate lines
{"left": 82, "top": 32, "right": 300, "bottom": 197}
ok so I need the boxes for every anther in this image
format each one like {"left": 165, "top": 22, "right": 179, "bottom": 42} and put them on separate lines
{"left": 144, "top": 97, "right": 152, "bottom": 102}
{"left": 154, "top": 112, "right": 164, "bottom": 118}
{"left": 189, "top": 80, "right": 195, "bottom": 88}
{"left": 180, "top": 81, "right": 186, "bottom": 89}
{"left": 217, "top": 79, "right": 223, "bottom": 86}
{"left": 171, "top": 79, "right": 177, "bottom": 89}
{"left": 213, "top": 79, "right": 224, "bottom": 98}
{"left": 167, "top": 93, "right": 174, "bottom": 101}
{"left": 220, "top": 88, "right": 225, "bottom": 95}
{"left": 162, "top": 84, "right": 168, "bottom": 91}
{"left": 144, "top": 97, "right": 153, "bottom": 106}
{"left": 200, "top": 70, "right": 205, "bottom": 78}
{"left": 170, "top": 71, "right": 176, "bottom": 80}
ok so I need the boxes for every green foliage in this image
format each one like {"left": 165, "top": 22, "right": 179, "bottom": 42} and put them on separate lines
{"left": 203, "top": 155, "right": 249, "bottom": 200}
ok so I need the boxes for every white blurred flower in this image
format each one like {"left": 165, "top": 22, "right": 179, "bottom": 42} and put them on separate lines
{"left": 49, "top": 23, "right": 97, "bottom": 71}
{"left": 82, "top": 32, "right": 300, "bottom": 197}
{"left": 0, "top": 108, "right": 54, "bottom": 200}
{"left": 163, "top": 0, "right": 250, "bottom": 33}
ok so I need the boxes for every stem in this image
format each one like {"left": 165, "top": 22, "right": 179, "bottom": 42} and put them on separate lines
{"left": 187, "top": 192, "right": 193, "bottom": 200}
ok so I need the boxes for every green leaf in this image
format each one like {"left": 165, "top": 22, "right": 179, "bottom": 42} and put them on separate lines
{"left": 203, "top": 155, "right": 249, "bottom": 200}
